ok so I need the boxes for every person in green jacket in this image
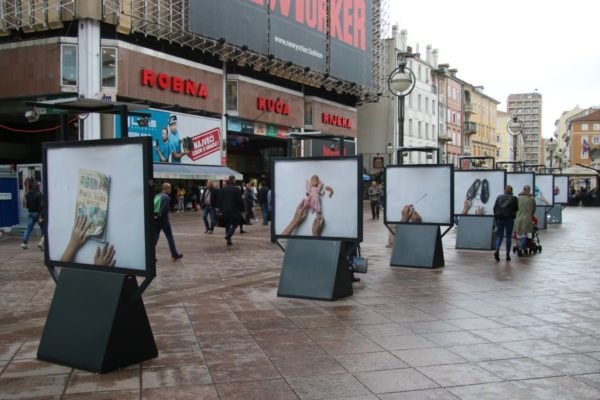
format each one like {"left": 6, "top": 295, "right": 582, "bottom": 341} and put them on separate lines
{"left": 515, "top": 185, "right": 536, "bottom": 256}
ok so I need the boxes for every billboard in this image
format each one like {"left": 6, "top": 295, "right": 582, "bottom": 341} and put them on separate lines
{"left": 272, "top": 156, "right": 362, "bottom": 241}
{"left": 43, "top": 138, "right": 155, "bottom": 278}
{"left": 116, "top": 109, "right": 222, "bottom": 166}
{"left": 535, "top": 174, "right": 554, "bottom": 206}
{"left": 386, "top": 165, "right": 453, "bottom": 225}
{"left": 454, "top": 170, "right": 506, "bottom": 216}
{"left": 553, "top": 175, "right": 569, "bottom": 204}
{"left": 188, "top": 0, "right": 373, "bottom": 86}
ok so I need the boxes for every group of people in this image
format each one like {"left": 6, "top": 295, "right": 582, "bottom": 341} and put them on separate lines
{"left": 492, "top": 184, "right": 537, "bottom": 261}
{"left": 154, "top": 176, "right": 271, "bottom": 258}
{"left": 154, "top": 115, "right": 186, "bottom": 164}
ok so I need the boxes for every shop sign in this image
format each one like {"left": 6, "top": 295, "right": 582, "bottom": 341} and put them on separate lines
{"left": 141, "top": 69, "right": 208, "bottom": 98}
{"left": 266, "top": 124, "right": 278, "bottom": 137}
{"left": 241, "top": 122, "right": 254, "bottom": 134}
{"left": 255, "top": 123, "right": 266, "bottom": 136}
{"left": 277, "top": 126, "right": 288, "bottom": 138}
{"left": 322, "top": 112, "right": 352, "bottom": 129}
{"left": 187, "top": 128, "right": 221, "bottom": 161}
{"left": 373, "top": 157, "right": 384, "bottom": 168}
{"left": 227, "top": 118, "right": 242, "bottom": 132}
{"left": 257, "top": 97, "right": 290, "bottom": 115}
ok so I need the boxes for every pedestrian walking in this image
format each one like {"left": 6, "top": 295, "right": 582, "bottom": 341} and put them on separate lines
{"left": 257, "top": 179, "right": 270, "bottom": 225}
{"left": 176, "top": 185, "right": 186, "bottom": 212}
{"left": 200, "top": 180, "right": 218, "bottom": 234}
{"left": 368, "top": 181, "right": 382, "bottom": 219}
{"left": 243, "top": 183, "right": 255, "bottom": 224}
{"left": 515, "top": 184, "right": 537, "bottom": 257}
{"left": 492, "top": 185, "right": 519, "bottom": 262}
{"left": 217, "top": 175, "right": 244, "bottom": 245}
{"left": 21, "top": 181, "right": 44, "bottom": 250}
{"left": 154, "top": 183, "right": 183, "bottom": 261}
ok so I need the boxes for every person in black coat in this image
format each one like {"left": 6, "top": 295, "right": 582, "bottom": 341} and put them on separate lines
{"left": 217, "top": 175, "right": 244, "bottom": 245}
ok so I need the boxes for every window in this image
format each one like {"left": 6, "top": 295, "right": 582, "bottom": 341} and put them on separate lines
{"left": 593, "top": 123, "right": 600, "bottom": 131}
{"left": 101, "top": 47, "right": 117, "bottom": 88}
{"left": 418, "top": 65, "right": 422, "bottom": 81}
{"left": 418, "top": 94, "right": 422, "bottom": 111}
{"left": 456, "top": 91, "right": 460, "bottom": 101}
{"left": 408, "top": 94, "right": 412, "bottom": 108}
{"left": 61, "top": 44, "right": 77, "bottom": 86}
{"left": 226, "top": 80, "right": 239, "bottom": 112}
{"left": 425, "top": 123, "right": 429, "bottom": 138}
{"left": 425, "top": 97, "right": 429, "bottom": 113}
{"left": 496, "top": 149, "right": 500, "bottom": 157}
{"left": 303, "top": 101, "right": 313, "bottom": 125}
{"left": 425, "top": 68, "right": 429, "bottom": 83}
{"left": 418, "top": 121, "right": 422, "bottom": 137}
{"left": 432, "top": 100, "right": 435, "bottom": 115}
{"left": 497, "top": 135, "right": 501, "bottom": 143}
{"left": 582, "top": 123, "right": 589, "bottom": 131}
{"left": 408, "top": 119, "right": 413, "bottom": 136}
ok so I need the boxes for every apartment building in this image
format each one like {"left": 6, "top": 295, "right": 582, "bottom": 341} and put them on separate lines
{"left": 507, "top": 92, "right": 542, "bottom": 165}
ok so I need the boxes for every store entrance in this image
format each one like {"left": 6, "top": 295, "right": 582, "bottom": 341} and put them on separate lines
{"left": 226, "top": 133, "right": 287, "bottom": 181}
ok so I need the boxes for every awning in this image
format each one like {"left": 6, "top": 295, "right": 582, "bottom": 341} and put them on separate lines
{"left": 153, "top": 163, "right": 243, "bottom": 181}
{"left": 561, "top": 165, "right": 600, "bottom": 177}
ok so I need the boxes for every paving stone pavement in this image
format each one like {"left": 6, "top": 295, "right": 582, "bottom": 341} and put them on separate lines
{"left": 1, "top": 205, "right": 600, "bottom": 399}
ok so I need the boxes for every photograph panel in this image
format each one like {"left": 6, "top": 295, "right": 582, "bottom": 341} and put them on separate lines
{"left": 454, "top": 170, "right": 506, "bottom": 216}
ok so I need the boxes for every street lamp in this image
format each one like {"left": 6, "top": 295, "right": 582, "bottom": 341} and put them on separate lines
{"left": 545, "top": 138, "right": 557, "bottom": 169}
{"left": 507, "top": 116, "right": 524, "bottom": 171}
{"left": 385, "top": 142, "right": 394, "bottom": 165}
{"left": 388, "top": 55, "right": 416, "bottom": 165}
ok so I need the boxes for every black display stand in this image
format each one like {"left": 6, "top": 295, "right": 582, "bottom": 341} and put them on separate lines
{"left": 455, "top": 216, "right": 495, "bottom": 250}
{"left": 390, "top": 225, "right": 444, "bottom": 269}
{"left": 535, "top": 206, "right": 549, "bottom": 230}
{"left": 547, "top": 205, "right": 563, "bottom": 224}
{"left": 37, "top": 267, "right": 157, "bottom": 373}
{"left": 277, "top": 238, "right": 353, "bottom": 301}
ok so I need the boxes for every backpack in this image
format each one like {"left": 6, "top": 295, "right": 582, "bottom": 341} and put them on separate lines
{"left": 154, "top": 194, "right": 161, "bottom": 214}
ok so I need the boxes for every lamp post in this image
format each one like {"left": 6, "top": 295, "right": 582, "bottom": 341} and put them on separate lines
{"left": 545, "top": 138, "right": 557, "bottom": 170}
{"left": 388, "top": 54, "right": 416, "bottom": 165}
{"left": 507, "top": 116, "right": 524, "bottom": 171}
{"left": 385, "top": 142, "right": 394, "bottom": 165}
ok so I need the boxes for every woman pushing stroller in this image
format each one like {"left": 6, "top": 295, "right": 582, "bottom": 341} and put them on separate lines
{"left": 514, "top": 185, "right": 537, "bottom": 257}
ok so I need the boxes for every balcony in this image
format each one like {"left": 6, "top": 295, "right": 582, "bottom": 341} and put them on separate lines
{"left": 464, "top": 101, "right": 477, "bottom": 114}
{"left": 464, "top": 121, "right": 477, "bottom": 135}
{"left": 438, "top": 134, "right": 452, "bottom": 144}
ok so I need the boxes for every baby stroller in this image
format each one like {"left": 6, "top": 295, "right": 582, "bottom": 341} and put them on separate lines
{"left": 512, "top": 215, "right": 542, "bottom": 256}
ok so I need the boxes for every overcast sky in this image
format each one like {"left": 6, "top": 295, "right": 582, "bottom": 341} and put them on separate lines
{"left": 389, "top": 0, "right": 600, "bottom": 137}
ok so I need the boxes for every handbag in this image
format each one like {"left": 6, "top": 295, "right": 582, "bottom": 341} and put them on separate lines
{"left": 351, "top": 256, "right": 368, "bottom": 274}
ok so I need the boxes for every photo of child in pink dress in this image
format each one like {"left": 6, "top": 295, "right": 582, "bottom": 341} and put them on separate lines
{"left": 304, "top": 175, "right": 334, "bottom": 214}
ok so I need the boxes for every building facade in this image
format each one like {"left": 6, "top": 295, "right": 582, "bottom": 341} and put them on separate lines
{"left": 495, "top": 110, "right": 512, "bottom": 162}
{"left": 0, "top": 0, "right": 383, "bottom": 183}
{"left": 463, "top": 85, "right": 499, "bottom": 162}
{"left": 553, "top": 106, "right": 584, "bottom": 169}
{"left": 507, "top": 92, "right": 542, "bottom": 165}
{"left": 567, "top": 109, "right": 600, "bottom": 168}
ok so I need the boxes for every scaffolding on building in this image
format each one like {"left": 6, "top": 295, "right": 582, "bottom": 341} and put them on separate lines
{"left": 0, "top": 0, "right": 389, "bottom": 103}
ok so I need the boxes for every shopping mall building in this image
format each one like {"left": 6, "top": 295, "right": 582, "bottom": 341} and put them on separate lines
{"left": 0, "top": 0, "right": 384, "bottom": 190}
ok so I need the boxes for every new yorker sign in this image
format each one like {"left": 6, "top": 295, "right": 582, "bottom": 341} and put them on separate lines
{"left": 140, "top": 69, "right": 208, "bottom": 98}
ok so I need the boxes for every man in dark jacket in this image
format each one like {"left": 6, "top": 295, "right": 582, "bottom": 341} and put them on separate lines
{"left": 200, "top": 180, "right": 218, "bottom": 234}
{"left": 154, "top": 183, "right": 183, "bottom": 261}
{"left": 21, "top": 181, "right": 43, "bottom": 250}
{"left": 217, "top": 175, "right": 244, "bottom": 245}
{"left": 257, "top": 180, "right": 270, "bottom": 225}
{"left": 493, "top": 185, "right": 519, "bottom": 262}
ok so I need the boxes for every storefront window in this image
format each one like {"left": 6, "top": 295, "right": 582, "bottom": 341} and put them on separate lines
{"left": 226, "top": 80, "right": 238, "bottom": 111}
{"left": 61, "top": 44, "right": 77, "bottom": 87}
{"left": 101, "top": 47, "right": 117, "bottom": 88}
{"left": 304, "top": 101, "right": 313, "bottom": 126}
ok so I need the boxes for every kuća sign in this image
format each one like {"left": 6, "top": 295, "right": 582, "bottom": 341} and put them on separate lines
{"left": 141, "top": 69, "right": 208, "bottom": 98}
{"left": 257, "top": 97, "right": 290, "bottom": 115}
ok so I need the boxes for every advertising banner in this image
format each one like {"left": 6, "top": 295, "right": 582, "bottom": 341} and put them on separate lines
{"left": 454, "top": 170, "right": 506, "bottom": 216}
{"left": 309, "top": 139, "right": 356, "bottom": 156}
{"left": 188, "top": 0, "right": 268, "bottom": 54}
{"left": 116, "top": 109, "right": 222, "bottom": 166}
{"left": 386, "top": 165, "right": 453, "bottom": 225}
{"left": 43, "top": 138, "right": 154, "bottom": 277}
{"left": 272, "top": 156, "right": 362, "bottom": 241}
{"left": 188, "top": 0, "right": 373, "bottom": 86}
{"left": 535, "top": 174, "right": 554, "bottom": 206}
{"left": 553, "top": 175, "right": 569, "bottom": 204}
{"left": 329, "top": 0, "right": 373, "bottom": 86}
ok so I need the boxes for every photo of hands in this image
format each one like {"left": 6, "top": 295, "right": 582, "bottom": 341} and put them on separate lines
{"left": 273, "top": 158, "right": 360, "bottom": 240}
{"left": 454, "top": 170, "right": 505, "bottom": 216}
{"left": 386, "top": 166, "right": 453, "bottom": 225}
{"left": 535, "top": 174, "right": 554, "bottom": 206}
{"left": 46, "top": 141, "right": 149, "bottom": 272}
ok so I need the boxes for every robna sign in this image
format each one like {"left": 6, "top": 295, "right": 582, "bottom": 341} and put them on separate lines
{"left": 141, "top": 69, "right": 208, "bottom": 98}
{"left": 322, "top": 112, "right": 352, "bottom": 129}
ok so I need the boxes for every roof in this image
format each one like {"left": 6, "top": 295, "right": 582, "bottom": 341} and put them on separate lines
{"left": 153, "top": 163, "right": 243, "bottom": 181}
{"left": 572, "top": 109, "right": 600, "bottom": 123}
{"left": 561, "top": 164, "right": 599, "bottom": 177}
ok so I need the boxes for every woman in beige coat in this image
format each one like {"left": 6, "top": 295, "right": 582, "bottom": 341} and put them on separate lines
{"left": 515, "top": 185, "right": 536, "bottom": 256}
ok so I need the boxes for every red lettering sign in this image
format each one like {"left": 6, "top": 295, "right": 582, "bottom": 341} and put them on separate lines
{"left": 187, "top": 128, "right": 221, "bottom": 161}
{"left": 322, "top": 112, "right": 352, "bottom": 129}
{"left": 140, "top": 69, "right": 209, "bottom": 99}
{"left": 257, "top": 97, "right": 290, "bottom": 115}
